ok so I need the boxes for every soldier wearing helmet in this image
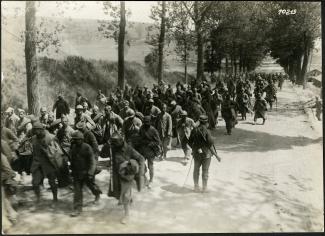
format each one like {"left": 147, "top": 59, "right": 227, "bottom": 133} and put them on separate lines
{"left": 70, "top": 131, "right": 102, "bottom": 217}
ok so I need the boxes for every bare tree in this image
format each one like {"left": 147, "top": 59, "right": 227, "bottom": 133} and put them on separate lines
{"left": 25, "top": 1, "right": 40, "bottom": 115}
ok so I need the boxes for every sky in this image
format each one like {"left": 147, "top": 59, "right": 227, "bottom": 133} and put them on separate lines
{"left": 2, "top": 1, "right": 156, "bottom": 23}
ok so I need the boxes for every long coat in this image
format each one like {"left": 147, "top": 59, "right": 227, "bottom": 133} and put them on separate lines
{"left": 30, "top": 131, "right": 58, "bottom": 177}
{"left": 156, "top": 112, "right": 172, "bottom": 138}
{"left": 137, "top": 125, "right": 161, "bottom": 159}
{"left": 253, "top": 98, "right": 268, "bottom": 119}
{"left": 108, "top": 143, "right": 145, "bottom": 199}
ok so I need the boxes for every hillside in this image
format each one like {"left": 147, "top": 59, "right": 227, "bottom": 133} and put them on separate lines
{"left": 1, "top": 56, "right": 195, "bottom": 111}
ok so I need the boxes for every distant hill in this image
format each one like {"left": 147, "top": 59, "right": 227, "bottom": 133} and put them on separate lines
{"left": 1, "top": 16, "right": 178, "bottom": 66}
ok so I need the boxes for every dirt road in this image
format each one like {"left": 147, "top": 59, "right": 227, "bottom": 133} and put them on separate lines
{"left": 7, "top": 81, "right": 323, "bottom": 233}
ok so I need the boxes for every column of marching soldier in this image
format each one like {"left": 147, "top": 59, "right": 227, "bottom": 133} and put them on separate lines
{"left": 2, "top": 72, "right": 289, "bottom": 227}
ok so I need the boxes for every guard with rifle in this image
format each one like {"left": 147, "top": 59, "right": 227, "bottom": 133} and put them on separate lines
{"left": 188, "top": 115, "right": 221, "bottom": 193}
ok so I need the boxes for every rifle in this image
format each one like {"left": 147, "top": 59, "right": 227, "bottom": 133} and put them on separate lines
{"left": 109, "top": 142, "right": 114, "bottom": 192}
{"left": 196, "top": 127, "right": 221, "bottom": 162}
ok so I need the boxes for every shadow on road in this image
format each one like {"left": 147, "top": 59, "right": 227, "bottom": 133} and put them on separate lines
{"left": 210, "top": 128, "right": 322, "bottom": 153}
{"left": 160, "top": 184, "right": 193, "bottom": 194}
{"left": 239, "top": 171, "right": 323, "bottom": 231}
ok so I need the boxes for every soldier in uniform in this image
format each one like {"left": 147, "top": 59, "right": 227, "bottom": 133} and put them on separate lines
{"left": 90, "top": 105, "right": 104, "bottom": 144}
{"left": 30, "top": 122, "right": 60, "bottom": 206}
{"left": 253, "top": 92, "right": 268, "bottom": 125}
{"left": 108, "top": 133, "right": 145, "bottom": 224}
{"left": 221, "top": 94, "right": 237, "bottom": 135}
{"left": 39, "top": 107, "right": 48, "bottom": 128}
{"left": 122, "top": 109, "right": 142, "bottom": 147}
{"left": 119, "top": 100, "right": 134, "bottom": 120}
{"left": 69, "top": 131, "right": 102, "bottom": 217}
{"left": 75, "top": 121, "right": 100, "bottom": 162}
{"left": 143, "top": 98, "right": 161, "bottom": 128}
{"left": 56, "top": 115, "right": 75, "bottom": 156}
{"left": 136, "top": 116, "right": 161, "bottom": 187}
{"left": 4, "top": 107, "right": 19, "bottom": 135}
{"left": 52, "top": 95, "right": 70, "bottom": 119}
{"left": 74, "top": 105, "right": 96, "bottom": 130}
{"left": 169, "top": 100, "right": 183, "bottom": 147}
{"left": 236, "top": 89, "right": 250, "bottom": 120}
{"left": 177, "top": 110, "right": 196, "bottom": 164}
{"left": 102, "top": 105, "right": 124, "bottom": 143}
{"left": 189, "top": 115, "right": 221, "bottom": 193}
{"left": 156, "top": 103, "right": 172, "bottom": 160}
{"left": 16, "top": 109, "right": 32, "bottom": 140}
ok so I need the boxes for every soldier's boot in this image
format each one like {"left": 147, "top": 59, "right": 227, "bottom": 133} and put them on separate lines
{"left": 262, "top": 118, "right": 265, "bottom": 125}
{"left": 50, "top": 187, "right": 59, "bottom": 209}
{"left": 52, "top": 187, "right": 58, "bottom": 202}
{"left": 70, "top": 209, "right": 82, "bottom": 217}
{"left": 33, "top": 186, "right": 41, "bottom": 204}
{"left": 202, "top": 180, "right": 208, "bottom": 193}
{"left": 121, "top": 204, "right": 130, "bottom": 224}
{"left": 94, "top": 194, "right": 100, "bottom": 204}
{"left": 194, "top": 185, "right": 200, "bottom": 192}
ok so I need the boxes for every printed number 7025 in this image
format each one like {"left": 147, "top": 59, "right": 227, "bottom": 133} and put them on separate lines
{"left": 278, "top": 9, "right": 297, "bottom": 15}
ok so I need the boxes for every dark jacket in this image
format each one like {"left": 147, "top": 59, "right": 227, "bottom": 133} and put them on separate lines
{"left": 30, "top": 131, "right": 59, "bottom": 176}
{"left": 53, "top": 99, "right": 70, "bottom": 119}
{"left": 109, "top": 143, "right": 145, "bottom": 199}
{"left": 189, "top": 124, "right": 217, "bottom": 158}
{"left": 83, "top": 130, "right": 99, "bottom": 157}
{"left": 70, "top": 142, "right": 96, "bottom": 179}
{"left": 137, "top": 125, "right": 161, "bottom": 159}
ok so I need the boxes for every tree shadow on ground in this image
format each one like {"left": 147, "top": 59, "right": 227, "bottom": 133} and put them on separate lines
{"left": 238, "top": 171, "right": 323, "bottom": 231}
{"left": 160, "top": 184, "right": 193, "bottom": 194}
{"left": 210, "top": 128, "right": 322, "bottom": 153}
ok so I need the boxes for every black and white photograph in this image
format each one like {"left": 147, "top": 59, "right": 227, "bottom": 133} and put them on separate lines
{"left": 1, "top": 1, "right": 323, "bottom": 234}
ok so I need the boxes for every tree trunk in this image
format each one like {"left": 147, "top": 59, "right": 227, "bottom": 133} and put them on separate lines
{"left": 184, "top": 42, "right": 188, "bottom": 85}
{"left": 157, "top": 1, "right": 166, "bottom": 83}
{"left": 288, "top": 61, "right": 295, "bottom": 81}
{"left": 225, "top": 56, "right": 229, "bottom": 74}
{"left": 196, "top": 26, "right": 204, "bottom": 82}
{"left": 118, "top": 1, "right": 126, "bottom": 90}
{"left": 194, "top": 2, "right": 204, "bottom": 83}
{"left": 234, "top": 56, "right": 238, "bottom": 76}
{"left": 294, "top": 55, "right": 302, "bottom": 85}
{"left": 301, "top": 37, "right": 311, "bottom": 89}
{"left": 25, "top": 1, "right": 40, "bottom": 116}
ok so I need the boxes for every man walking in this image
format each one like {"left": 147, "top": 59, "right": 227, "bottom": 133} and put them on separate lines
{"left": 52, "top": 95, "right": 70, "bottom": 119}
{"left": 137, "top": 116, "right": 161, "bottom": 187}
{"left": 30, "top": 122, "right": 60, "bottom": 207}
{"left": 156, "top": 103, "right": 172, "bottom": 160}
{"left": 189, "top": 115, "right": 221, "bottom": 193}
{"left": 69, "top": 131, "right": 102, "bottom": 217}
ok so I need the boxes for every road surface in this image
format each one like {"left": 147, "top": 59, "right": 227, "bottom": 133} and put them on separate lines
{"left": 7, "top": 81, "right": 323, "bottom": 233}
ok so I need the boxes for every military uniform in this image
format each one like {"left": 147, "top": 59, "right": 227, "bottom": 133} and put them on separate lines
{"left": 70, "top": 131, "right": 102, "bottom": 216}
{"left": 221, "top": 97, "right": 237, "bottom": 135}
{"left": 52, "top": 97, "right": 70, "bottom": 119}
{"left": 177, "top": 112, "right": 196, "bottom": 161}
{"left": 156, "top": 110, "right": 172, "bottom": 159}
{"left": 188, "top": 115, "right": 220, "bottom": 192}
{"left": 30, "top": 123, "right": 60, "bottom": 202}
{"left": 253, "top": 96, "right": 268, "bottom": 124}
{"left": 137, "top": 116, "right": 161, "bottom": 183}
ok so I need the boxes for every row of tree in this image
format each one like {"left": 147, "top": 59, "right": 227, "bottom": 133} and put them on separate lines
{"left": 146, "top": 1, "right": 320, "bottom": 88}
{"left": 4, "top": 1, "right": 321, "bottom": 115}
